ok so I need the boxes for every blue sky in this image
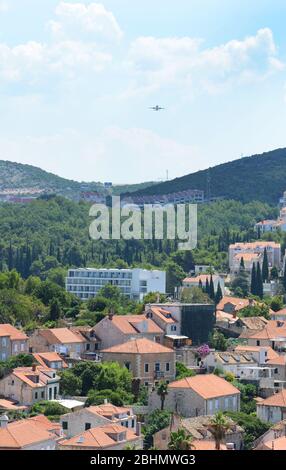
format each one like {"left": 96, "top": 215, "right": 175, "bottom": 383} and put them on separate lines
{"left": 1, "top": 1, "right": 286, "bottom": 184}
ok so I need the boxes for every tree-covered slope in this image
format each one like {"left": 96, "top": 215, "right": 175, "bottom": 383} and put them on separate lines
{"left": 126, "top": 148, "right": 286, "bottom": 204}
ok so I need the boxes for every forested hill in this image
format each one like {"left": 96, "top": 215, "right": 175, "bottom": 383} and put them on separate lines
{"left": 125, "top": 148, "right": 286, "bottom": 205}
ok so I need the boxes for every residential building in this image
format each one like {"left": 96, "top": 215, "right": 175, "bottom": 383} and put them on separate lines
{"left": 65, "top": 268, "right": 166, "bottom": 301}
{"left": 93, "top": 314, "right": 164, "bottom": 350}
{"left": 203, "top": 351, "right": 276, "bottom": 393}
{"left": 148, "top": 374, "right": 240, "bottom": 417}
{"left": 58, "top": 423, "right": 143, "bottom": 450}
{"left": 33, "top": 352, "right": 68, "bottom": 370}
{"left": 217, "top": 296, "right": 256, "bottom": 315}
{"left": 243, "top": 320, "right": 286, "bottom": 351}
{"left": 153, "top": 414, "right": 243, "bottom": 451}
{"left": 216, "top": 313, "right": 269, "bottom": 338}
{"left": 0, "top": 415, "right": 62, "bottom": 450}
{"left": 29, "top": 328, "right": 88, "bottom": 358}
{"left": 255, "top": 192, "right": 286, "bottom": 234}
{"left": 229, "top": 242, "right": 281, "bottom": 274}
{"left": 0, "top": 324, "right": 28, "bottom": 360}
{"left": 182, "top": 274, "right": 225, "bottom": 295}
{"left": 0, "top": 365, "right": 60, "bottom": 406}
{"left": 60, "top": 403, "right": 137, "bottom": 438}
{"left": 101, "top": 338, "right": 176, "bottom": 385}
{"left": 70, "top": 326, "right": 101, "bottom": 359}
{"left": 257, "top": 389, "right": 286, "bottom": 423}
{"left": 144, "top": 305, "right": 179, "bottom": 335}
{"left": 145, "top": 302, "right": 216, "bottom": 346}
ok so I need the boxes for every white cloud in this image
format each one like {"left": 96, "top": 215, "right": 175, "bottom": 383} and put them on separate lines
{"left": 49, "top": 2, "right": 123, "bottom": 42}
{"left": 0, "top": 40, "right": 111, "bottom": 83}
{"left": 0, "top": 127, "right": 203, "bottom": 183}
{"left": 126, "top": 28, "right": 283, "bottom": 96}
{"left": 0, "top": 1, "right": 8, "bottom": 12}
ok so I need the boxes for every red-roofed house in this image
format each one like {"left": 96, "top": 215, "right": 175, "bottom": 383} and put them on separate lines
{"left": 29, "top": 327, "right": 88, "bottom": 358}
{"left": 0, "top": 324, "right": 28, "bottom": 360}
{"left": 149, "top": 374, "right": 240, "bottom": 417}
{"left": 58, "top": 423, "right": 143, "bottom": 450}
{"left": 257, "top": 389, "right": 286, "bottom": 423}
{"left": 93, "top": 314, "right": 164, "bottom": 350}
{"left": 60, "top": 403, "right": 137, "bottom": 438}
{"left": 0, "top": 415, "right": 62, "bottom": 450}
{"left": 0, "top": 365, "right": 60, "bottom": 406}
{"left": 33, "top": 352, "right": 68, "bottom": 370}
{"left": 102, "top": 338, "right": 176, "bottom": 385}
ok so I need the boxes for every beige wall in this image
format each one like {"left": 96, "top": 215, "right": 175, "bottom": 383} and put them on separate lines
{"left": 0, "top": 374, "right": 46, "bottom": 406}
{"left": 149, "top": 388, "right": 240, "bottom": 417}
{"left": 101, "top": 351, "right": 176, "bottom": 385}
{"left": 60, "top": 409, "right": 110, "bottom": 438}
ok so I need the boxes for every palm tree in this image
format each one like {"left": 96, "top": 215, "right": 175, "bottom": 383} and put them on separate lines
{"left": 208, "top": 412, "right": 230, "bottom": 450}
{"left": 156, "top": 381, "right": 168, "bottom": 411}
{"left": 168, "top": 428, "right": 195, "bottom": 450}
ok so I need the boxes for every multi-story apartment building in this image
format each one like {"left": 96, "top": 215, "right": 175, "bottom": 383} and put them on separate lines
{"left": 65, "top": 268, "right": 166, "bottom": 301}
{"left": 229, "top": 241, "right": 281, "bottom": 274}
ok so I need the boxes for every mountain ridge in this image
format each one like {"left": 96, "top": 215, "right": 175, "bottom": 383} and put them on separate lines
{"left": 124, "top": 147, "right": 286, "bottom": 205}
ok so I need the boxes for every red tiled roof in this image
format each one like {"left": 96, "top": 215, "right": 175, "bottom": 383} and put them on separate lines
{"left": 168, "top": 374, "right": 240, "bottom": 399}
{"left": 39, "top": 328, "right": 86, "bottom": 344}
{"left": 0, "top": 324, "right": 27, "bottom": 340}
{"left": 257, "top": 389, "right": 286, "bottom": 407}
{"left": 0, "top": 415, "right": 58, "bottom": 449}
{"left": 106, "top": 315, "right": 163, "bottom": 335}
{"left": 102, "top": 338, "right": 174, "bottom": 354}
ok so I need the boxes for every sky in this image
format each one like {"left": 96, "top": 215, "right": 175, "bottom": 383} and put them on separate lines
{"left": 1, "top": 1, "right": 286, "bottom": 184}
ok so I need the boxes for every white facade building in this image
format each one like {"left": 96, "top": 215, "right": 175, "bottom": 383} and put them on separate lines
{"left": 66, "top": 268, "right": 166, "bottom": 301}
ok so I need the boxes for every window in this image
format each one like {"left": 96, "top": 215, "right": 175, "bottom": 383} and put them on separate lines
{"left": 209, "top": 400, "right": 213, "bottom": 412}
{"left": 131, "top": 419, "right": 135, "bottom": 428}
{"left": 35, "top": 392, "right": 38, "bottom": 400}
{"left": 215, "top": 399, "right": 219, "bottom": 410}
{"left": 256, "top": 341, "right": 260, "bottom": 346}
{"left": 62, "top": 421, "right": 68, "bottom": 430}
{"left": 85, "top": 423, "right": 91, "bottom": 431}
{"left": 166, "top": 363, "right": 170, "bottom": 372}
{"left": 41, "top": 391, "right": 44, "bottom": 399}
{"left": 155, "top": 363, "right": 160, "bottom": 372}
{"left": 125, "top": 362, "right": 131, "bottom": 371}
{"left": 144, "top": 363, "right": 149, "bottom": 373}
{"left": 171, "top": 325, "right": 177, "bottom": 332}
{"left": 274, "top": 368, "right": 278, "bottom": 374}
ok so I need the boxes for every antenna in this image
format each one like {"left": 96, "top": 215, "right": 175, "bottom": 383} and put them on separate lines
{"left": 206, "top": 168, "right": 211, "bottom": 201}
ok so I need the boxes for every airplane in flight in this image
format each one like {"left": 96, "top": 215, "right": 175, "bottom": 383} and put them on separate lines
{"left": 149, "top": 105, "right": 165, "bottom": 111}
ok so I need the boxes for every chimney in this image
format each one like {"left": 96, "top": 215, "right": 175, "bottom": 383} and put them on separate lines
{"left": 0, "top": 414, "right": 9, "bottom": 429}
{"left": 136, "top": 421, "right": 142, "bottom": 437}
{"left": 226, "top": 443, "right": 235, "bottom": 450}
{"left": 108, "top": 310, "right": 114, "bottom": 321}
{"left": 32, "top": 363, "right": 37, "bottom": 372}
{"left": 104, "top": 398, "right": 108, "bottom": 404}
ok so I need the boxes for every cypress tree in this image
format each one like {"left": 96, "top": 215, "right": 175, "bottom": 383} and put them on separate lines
{"left": 215, "top": 282, "right": 223, "bottom": 304}
{"left": 240, "top": 257, "right": 245, "bottom": 270}
{"left": 256, "top": 263, "right": 263, "bottom": 299}
{"left": 206, "top": 278, "right": 210, "bottom": 295}
{"left": 199, "top": 279, "right": 203, "bottom": 290}
{"left": 209, "top": 275, "right": 215, "bottom": 300}
{"left": 251, "top": 262, "right": 257, "bottom": 296}
{"left": 262, "top": 248, "right": 269, "bottom": 283}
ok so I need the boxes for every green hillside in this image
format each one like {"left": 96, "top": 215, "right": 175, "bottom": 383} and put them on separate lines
{"left": 126, "top": 148, "right": 286, "bottom": 205}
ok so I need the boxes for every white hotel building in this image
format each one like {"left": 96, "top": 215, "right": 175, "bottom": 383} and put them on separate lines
{"left": 66, "top": 268, "right": 166, "bottom": 301}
